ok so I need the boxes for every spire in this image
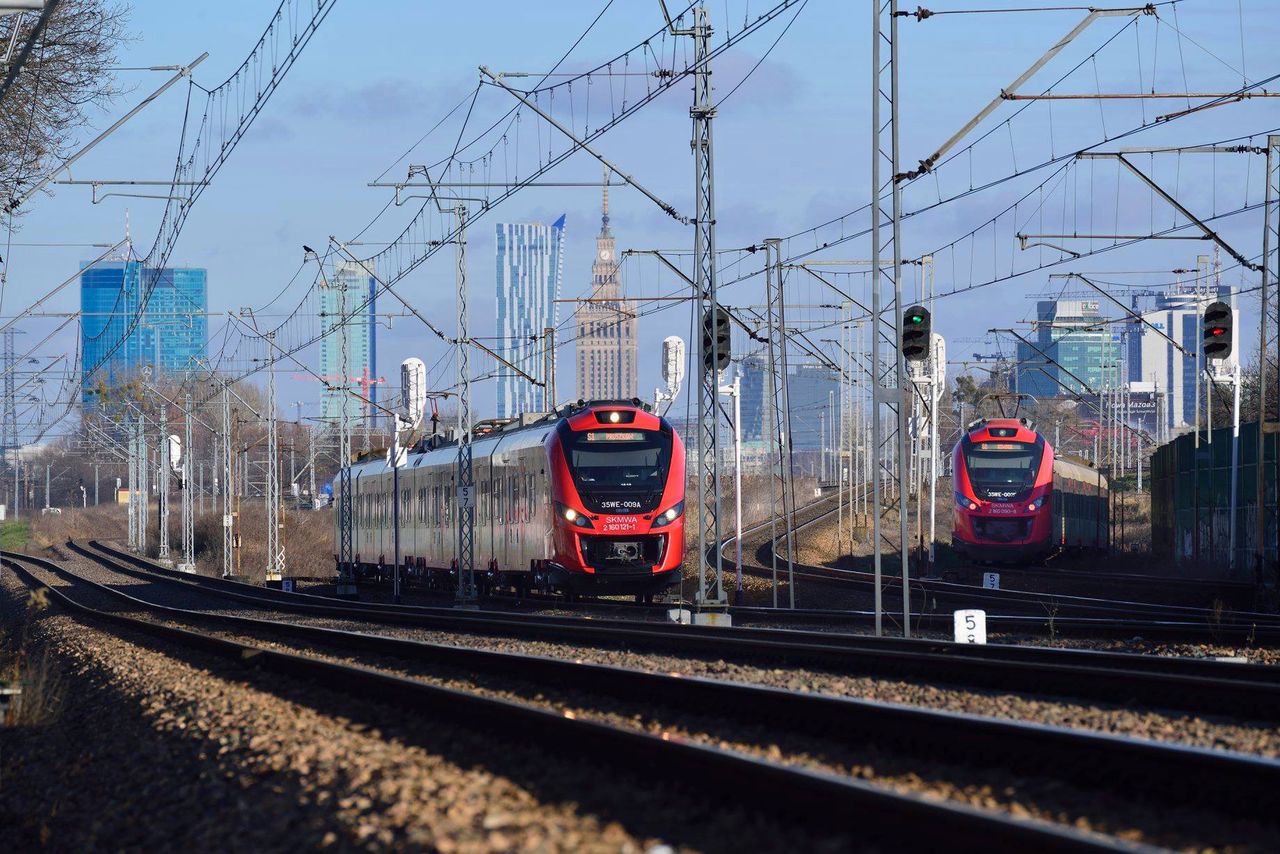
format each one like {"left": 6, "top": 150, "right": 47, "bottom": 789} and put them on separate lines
{"left": 600, "top": 164, "right": 610, "bottom": 235}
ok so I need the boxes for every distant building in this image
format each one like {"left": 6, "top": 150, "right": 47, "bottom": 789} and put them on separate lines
{"left": 495, "top": 216, "right": 566, "bottom": 418}
{"left": 318, "top": 260, "right": 377, "bottom": 425}
{"left": 80, "top": 260, "right": 207, "bottom": 401}
{"left": 736, "top": 356, "right": 838, "bottom": 451}
{"left": 786, "top": 363, "right": 840, "bottom": 451}
{"left": 1015, "top": 299, "right": 1122, "bottom": 399}
{"left": 737, "top": 355, "right": 768, "bottom": 442}
{"left": 1124, "top": 288, "right": 1238, "bottom": 432}
{"left": 575, "top": 183, "right": 637, "bottom": 402}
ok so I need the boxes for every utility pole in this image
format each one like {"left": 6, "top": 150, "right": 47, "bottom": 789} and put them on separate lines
{"left": 180, "top": 393, "right": 195, "bottom": 572}
{"left": 2, "top": 328, "right": 16, "bottom": 517}
{"left": 326, "top": 254, "right": 357, "bottom": 597}
{"left": 290, "top": 401, "right": 301, "bottom": 499}
{"left": 660, "top": 4, "right": 728, "bottom": 617}
{"left": 158, "top": 405, "right": 170, "bottom": 563}
{"left": 453, "top": 204, "right": 478, "bottom": 607}
{"left": 221, "top": 381, "right": 234, "bottom": 578}
{"left": 542, "top": 326, "right": 556, "bottom": 412}
{"left": 718, "top": 374, "right": 743, "bottom": 605}
{"left": 265, "top": 333, "right": 284, "bottom": 583}
{"left": 128, "top": 409, "right": 138, "bottom": 551}
{"left": 137, "top": 410, "right": 148, "bottom": 555}
{"left": 1259, "top": 136, "right": 1280, "bottom": 588}
{"left": 764, "top": 238, "right": 797, "bottom": 608}
{"left": 307, "top": 420, "right": 317, "bottom": 506}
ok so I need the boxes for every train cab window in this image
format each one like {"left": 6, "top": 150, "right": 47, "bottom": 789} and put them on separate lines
{"left": 963, "top": 438, "right": 1043, "bottom": 491}
{"left": 560, "top": 427, "right": 673, "bottom": 492}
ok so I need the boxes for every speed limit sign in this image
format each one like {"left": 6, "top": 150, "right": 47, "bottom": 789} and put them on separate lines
{"left": 953, "top": 609, "right": 987, "bottom": 645}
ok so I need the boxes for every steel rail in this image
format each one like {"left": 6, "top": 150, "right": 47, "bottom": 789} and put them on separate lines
{"left": 15, "top": 553, "right": 1280, "bottom": 824}
{"left": 715, "top": 501, "right": 1272, "bottom": 638}
{"left": 730, "top": 501, "right": 1280, "bottom": 634}
{"left": 77, "top": 536, "right": 1280, "bottom": 676}
{"left": 3, "top": 555, "right": 1121, "bottom": 853}
{"left": 65, "top": 540, "right": 1280, "bottom": 719}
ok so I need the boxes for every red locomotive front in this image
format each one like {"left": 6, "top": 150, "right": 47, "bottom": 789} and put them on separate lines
{"left": 952, "top": 418, "right": 1054, "bottom": 562}
{"left": 544, "top": 403, "right": 686, "bottom": 597}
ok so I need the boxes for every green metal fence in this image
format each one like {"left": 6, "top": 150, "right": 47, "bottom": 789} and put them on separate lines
{"left": 1150, "top": 422, "right": 1278, "bottom": 580}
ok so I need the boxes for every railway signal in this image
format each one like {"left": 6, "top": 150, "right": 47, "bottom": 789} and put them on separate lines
{"left": 1202, "top": 301, "right": 1233, "bottom": 361}
{"left": 902, "top": 305, "right": 931, "bottom": 362}
{"left": 701, "top": 306, "right": 731, "bottom": 373}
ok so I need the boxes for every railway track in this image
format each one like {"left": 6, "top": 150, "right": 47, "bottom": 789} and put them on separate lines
{"left": 12, "top": 549, "right": 1280, "bottom": 849}
{"left": 718, "top": 500, "right": 1280, "bottom": 642}
{"left": 1, "top": 551, "right": 1134, "bottom": 851}
{"left": 63, "top": 539, "right": 1280, "bottom": 719}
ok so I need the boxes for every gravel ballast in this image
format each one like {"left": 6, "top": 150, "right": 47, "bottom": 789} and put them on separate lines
{"left": 18, "top": 554, "right": 1280, "bottom": 850}
{"left": 50, "top": 548, "right": 1280, "bottom": 757}
{"left": 0, "top": 568, "right": 864, "bottom": 853}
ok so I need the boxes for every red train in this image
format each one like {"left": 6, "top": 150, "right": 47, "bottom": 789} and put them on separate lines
{"left": 338, "top": 400, "right": 686, "bottom": 598}
{"left": 951, "top": 417, "right": 1109, "bottom": 562}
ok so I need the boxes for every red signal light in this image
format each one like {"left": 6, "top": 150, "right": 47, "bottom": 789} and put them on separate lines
{"left": 1210, "top": 327, "right": 1226, "bottom": 337}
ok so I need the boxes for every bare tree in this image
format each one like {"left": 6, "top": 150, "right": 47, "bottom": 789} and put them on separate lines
{"left": 1, "top": 1, "right": 129, "bottom": 212}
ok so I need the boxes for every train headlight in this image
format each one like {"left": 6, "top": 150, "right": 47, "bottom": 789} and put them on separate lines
{"left": 555, "top": 501, "right": 593, "bottom": 528}
{"left": 608, "top": 411, "right": 621, "bottom": 423}
{"left": 955, "top": 492, "right": 978, "bottom": 512}
{"left": 652, "top": 500, "right": 685, "bottom": 527}
{"left": 1027, "top": 496, "right": 1045, "bottom": 512}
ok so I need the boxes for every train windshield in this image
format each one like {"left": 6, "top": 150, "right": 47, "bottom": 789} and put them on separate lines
{"left": 963, "top": 441, "right": 1040, "bottom": 489}
{"left": 563, "top": 429, "right": 672, "bottom": 493}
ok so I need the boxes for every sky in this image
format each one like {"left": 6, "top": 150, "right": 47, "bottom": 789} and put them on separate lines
{"left": 4, "top": 0, "right": 1279, "bottom": 438}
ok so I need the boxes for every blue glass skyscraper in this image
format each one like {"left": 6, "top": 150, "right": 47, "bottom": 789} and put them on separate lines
{"left": 318, "top": 261, "right": 378, "bottom": 425}
{"left": 80, "top": 260, "right": 208, "bottom": 401}
{"left": 495, "top": 215, "right": 565, "bottom": 418}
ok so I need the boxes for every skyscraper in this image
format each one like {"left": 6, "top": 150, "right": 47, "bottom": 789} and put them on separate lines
{"left": 1015, "top": 299, "right": 1122, "bottom": 398}
{"left": 736, "top": 356, "right": 839, "bottom": 451}
{"left": 495, "top": 215, "right": 566, "bottom": 418}
{"left": 575, "top": 181, "right": 637, "bottom": 401}
{"left": 80, "top": 260, "right": 208, "bottom": 401}
{"left": 318, "top": 260, "right": 378, "bottom": 425}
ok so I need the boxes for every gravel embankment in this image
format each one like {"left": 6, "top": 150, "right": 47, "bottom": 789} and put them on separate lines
{"left": 19, "top": 554, "right": 1280, "bottom": 850}
{"left": 48, "top": 549, "right": 1280, "bottom": 757}
{"left": 1, "top": 567, "right": 861, "bottom": 853}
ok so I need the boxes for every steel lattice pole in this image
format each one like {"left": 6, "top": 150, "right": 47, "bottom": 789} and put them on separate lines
{"left": 128, "top": 409, "right": 138, "bottom": 551}
{"left": 181, "top": 393, "right": 194, "bottom": 571}
{"left": 455, "top": 204, "right": 478, "bottom": 606}
{"left": 763, "top": 244, "right": 782, "bottom": 608}
{"left": 1259, "top": 138, "right": 1279, "bottom": 585}
{"left": 889, "top": 0, "right": 912, "bottom": 637}
{"left": 691, "top": 6, "right": 726, "bottom": 610}
{"left": 221, "top": 382, "right": 234, "bottom": 578}
{"left": 138, "top": 413, "right": 148, "bottom": 555}
{"left": 771, "top": 238, "right": 798, "bottom": 607}
{"left": 265, "top": 333, "right": 283, "bottom": 582}
{"left": 158, "top": 405, "right": 170, "bottom": 562}
{"left": 335, "top": 260, "right": 356, "bottom": 596}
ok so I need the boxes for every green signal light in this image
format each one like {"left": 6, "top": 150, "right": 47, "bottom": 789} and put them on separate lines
{"left": 908, "top": 315, "right": 924, "bottom": 324}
